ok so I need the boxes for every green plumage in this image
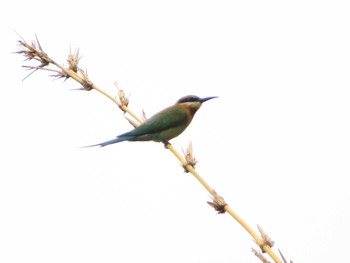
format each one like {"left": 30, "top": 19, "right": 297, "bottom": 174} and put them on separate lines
{"left": 84, "top": 95, "right": 217, "bottom": 147}
{"left": 120, "top": 105, "right": 191, "bottom": 142}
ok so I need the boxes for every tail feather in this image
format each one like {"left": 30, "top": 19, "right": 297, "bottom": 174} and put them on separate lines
{"left": 82, "top": 137, "right": 129, "bottom": 148}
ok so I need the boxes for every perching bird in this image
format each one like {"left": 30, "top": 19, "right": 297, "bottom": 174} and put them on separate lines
{"left": 85, "top": 95, "right": 217, "bottom": 147}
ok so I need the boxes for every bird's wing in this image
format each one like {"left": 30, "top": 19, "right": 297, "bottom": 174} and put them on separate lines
{"left": 119, "top": 106, "right": 189, "bottom": 137}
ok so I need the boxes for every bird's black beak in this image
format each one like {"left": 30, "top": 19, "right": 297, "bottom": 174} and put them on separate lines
{"left": 200, "top": 96, "right": 218, "bottom": 103}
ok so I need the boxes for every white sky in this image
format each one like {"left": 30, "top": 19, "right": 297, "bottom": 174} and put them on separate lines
{"left": 1, "top": 1, "right": 350, "bottom": 262}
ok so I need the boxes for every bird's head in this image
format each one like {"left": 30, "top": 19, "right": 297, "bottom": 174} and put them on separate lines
{"left": 176, "top": 95, "right": 218, "bottom": 115}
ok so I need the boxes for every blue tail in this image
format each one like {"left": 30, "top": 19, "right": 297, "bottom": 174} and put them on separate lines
{"left": 83, "top": 136, "right": 132, "bottom": 148}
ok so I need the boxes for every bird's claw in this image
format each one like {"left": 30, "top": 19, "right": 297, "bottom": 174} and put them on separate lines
{"left": 163, "top": 140, "right": 171, "bottom": 149}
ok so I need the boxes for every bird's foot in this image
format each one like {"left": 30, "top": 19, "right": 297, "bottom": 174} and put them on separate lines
{"left": 162, "top": 140, "right": 171, "bottom": 149}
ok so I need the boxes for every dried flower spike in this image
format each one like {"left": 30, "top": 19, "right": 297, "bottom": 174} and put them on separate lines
{"left": 207, "top": 190, "right": 227, "bottom": 214}
{"left": 67, "top": 48, "right": 80, "bottom": 73}
{"left": 115, "top": 82, "right": 129, "bottom": 108}
{"left": 16, "top": 34, "right": 53, "bottom": 80}
{"left": 257, "top": 225, "right": 275, "bottom": 250}
{"left": 125, "top": 115, "right": 139, "bottom": 128}
{"left": 79, "top": 69, "right": 93, "bottom": 91}
{"left": 251, "top": 248, "right": 270, "bottom": 263}
{"left": 182, "top": 142, "right": 197, "bottom": 172}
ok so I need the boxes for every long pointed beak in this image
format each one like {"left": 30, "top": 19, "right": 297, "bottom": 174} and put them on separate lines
{"left": 200, "top": 96, "right": 218, "bottom": 103}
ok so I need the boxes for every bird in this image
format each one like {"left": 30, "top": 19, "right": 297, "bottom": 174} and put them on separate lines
{"left": 85, "top": 95, "right": 217, "bottom": 147}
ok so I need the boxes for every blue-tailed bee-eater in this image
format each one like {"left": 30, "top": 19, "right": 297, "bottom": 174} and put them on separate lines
{"left": 85, "top": 95, "right": 217, "bottom": 147}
